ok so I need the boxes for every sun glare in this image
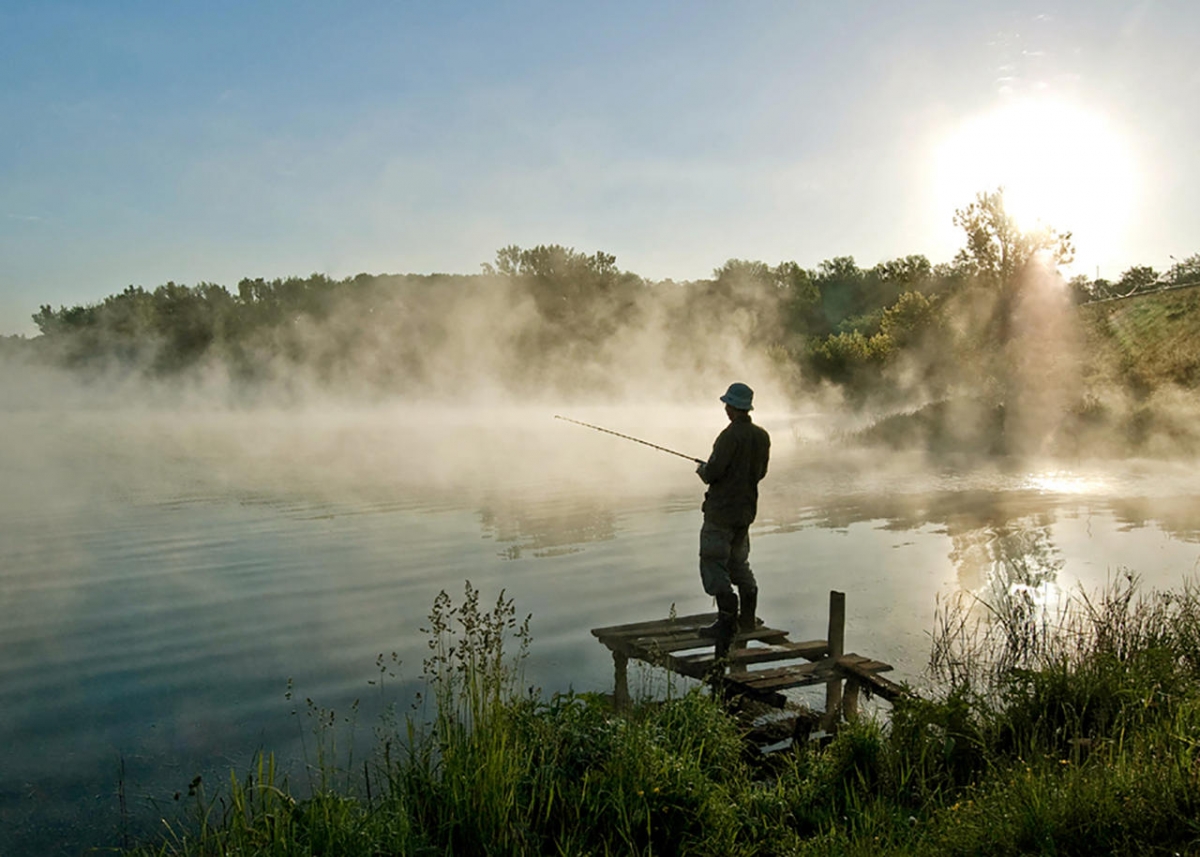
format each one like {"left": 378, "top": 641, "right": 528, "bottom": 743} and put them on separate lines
{"left": 933, "top": 99, "right": 1139, "bottom": 273}
{"left": 1023, "top": 470, "right": 1112, "bottom": 496}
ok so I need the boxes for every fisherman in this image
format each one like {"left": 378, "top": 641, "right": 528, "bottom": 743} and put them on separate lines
{"left": 696, "top": 382, "right": 771, "bottom": 660}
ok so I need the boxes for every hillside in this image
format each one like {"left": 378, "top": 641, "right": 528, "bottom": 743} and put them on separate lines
{"left": 1079, "top": 283, "right": 1200, "bottom": 392}
{"left": 857, "top": 284, "right": 1200, "bottom": 459}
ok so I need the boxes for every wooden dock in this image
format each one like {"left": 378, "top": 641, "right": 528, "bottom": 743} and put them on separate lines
{"left": 591, "top": 591, "right": 907, "bottom": 728}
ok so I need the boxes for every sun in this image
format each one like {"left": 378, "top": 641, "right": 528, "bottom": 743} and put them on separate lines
{"left": 932, "top": 98, "right": 1139, "bottom": 273}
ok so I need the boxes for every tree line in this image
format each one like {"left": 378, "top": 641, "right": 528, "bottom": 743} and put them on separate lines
{"left": 11, "top": 189, "right": 1200, "bottom": 401}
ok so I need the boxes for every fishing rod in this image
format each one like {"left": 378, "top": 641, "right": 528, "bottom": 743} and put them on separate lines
{"left": 554, "top": 415, "right": 705, "bottom": 464}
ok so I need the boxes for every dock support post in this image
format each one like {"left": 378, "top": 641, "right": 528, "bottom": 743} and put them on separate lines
{"left": 843, "top": 678, "right": 860, "bottom": 721}
{"left": 822, "top": 590, "right": 846, "bottom": 730}
{"left": 613, "top": 650, "right": 630, "bottom": 709}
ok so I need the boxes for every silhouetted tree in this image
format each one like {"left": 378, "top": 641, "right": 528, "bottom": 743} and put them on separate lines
{"left": 1167, "top": 253, "right": 1200, "bottom": 287}
{"left": 952, "top": 188, "right": 1074, "bottom": 290}
{"left": 775, "top": 260, "right": 821, "bottom": 340}
{"left": 1066, "top": 274, "right": 1096, "bottom": 304}
{"left": 813, "top": 256, "right": 866, "bottom": 335}
{"left": 484, "top": 244, "right": 642, "bottom": 344}
{"left": 953, "top": 188, "right": 1074, "bottom": 346}
{"left": 1116, "top": 265, "right": 1159, "bottom": 296}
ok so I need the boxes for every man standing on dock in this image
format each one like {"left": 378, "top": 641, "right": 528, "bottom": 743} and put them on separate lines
{"left": 696, "top": 382, "right": 770, "bottom": 660}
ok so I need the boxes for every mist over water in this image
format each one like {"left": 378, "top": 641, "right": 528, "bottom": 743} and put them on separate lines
{"left": 1003, "top": 256, "right": 1083, "bottom": 455}
{"left": 5, "top": 285, "right": 1200, "bottom": 855}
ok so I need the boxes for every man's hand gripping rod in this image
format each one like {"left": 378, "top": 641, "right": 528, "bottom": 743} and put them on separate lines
{"left": 554, "top": 415, "right": 705, "bottom": 464}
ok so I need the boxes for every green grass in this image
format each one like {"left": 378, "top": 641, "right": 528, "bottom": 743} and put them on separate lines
{"left": 1079, "top": 285, "right": 1200, "bottom": 391}
{"left": 125, "top": 576, "right": 1200, "bottom": 856}
{"left": 852, "top": 284, "right": 1200, "bottom": 457}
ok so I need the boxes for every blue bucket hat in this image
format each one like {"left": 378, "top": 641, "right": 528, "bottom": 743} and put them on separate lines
{"left": 720, "top": 382, "right": 754, "bottom": 411}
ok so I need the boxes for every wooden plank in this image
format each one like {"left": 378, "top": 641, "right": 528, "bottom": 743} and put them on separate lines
{"left": 673, "top": 639, "right": 828, "bottom": 669}
{"left": 833, "top": 653, "right": 885, "bottom": 668}
{"left": 740, "top": 669, "right": 834, "bottom": 692}
{"left": 732, "top": 659, "right": 832, "bottom": 683}
{"left": 735, "top": 660, "right": 834, "bottom": 690}
{"left": 607, "top": 627, "right": 791, "bottom": 654}
{"left": 722, "top": 655, "right": 895, "bottom": 695}
{"left": 593, "top": 615, "right": 789, "bottom": 644}
{"left": 847, "top": 658, "right": 893, "bottom": 674}
{"left": 593, "top": 635, "right": 695, "bottom": 658}
{"left": 780, "top": 639, "right": 831, "bottom": 660}
{"left": 622, "top": 627, "right": 789, "bottom": 646}
{"left": 664, "top": 656, "right": 715, "bottom": 680}
{"left": 719, "top": 679, "right": 788, "bottom": 706}
{"left": 835, "top": 654, "right": 894, "bottom": 674}
{"left": 591, "top": 613, "right": 716, "bottom": 637}
{"left": 837, "top": 657, "right": 908, "bottom": 702}
{"left": 666, "top": 647, "right": 829, "bottom": 681}
{"left": 597, "top": 628, "right": 790, "bottom": 649}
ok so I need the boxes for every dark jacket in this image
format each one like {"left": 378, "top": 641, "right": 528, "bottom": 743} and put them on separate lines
{"left": 699, "top": 412, "right": 770, "bottom": 528}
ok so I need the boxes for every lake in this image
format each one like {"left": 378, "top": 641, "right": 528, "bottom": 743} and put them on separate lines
{"left": 3, "top": 402, "right": 1200, "bottom": 855}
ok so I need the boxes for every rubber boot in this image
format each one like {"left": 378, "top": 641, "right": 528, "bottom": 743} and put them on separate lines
{"left": 738, "top": 587, "right": 759, "bottom": 633}
{"left": 699, "top": 591, "right": 740, "bottom": 638}
{"left": 713, "top": 591, "right": 739, "bottom": 662}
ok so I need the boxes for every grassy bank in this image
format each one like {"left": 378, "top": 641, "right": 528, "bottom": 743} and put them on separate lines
{"left": 1079, "top": 285, "right": 1200, "bottom": 392}
{"left": 126, "top": 577, "right": 1200, "bottom": 856}
{"left": 853, "top": 284, "right": 1200, "bottom": 458}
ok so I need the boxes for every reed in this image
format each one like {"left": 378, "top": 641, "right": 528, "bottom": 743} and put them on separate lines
{"left": 125, "top": 575, "right": 1200, "bottom": 856}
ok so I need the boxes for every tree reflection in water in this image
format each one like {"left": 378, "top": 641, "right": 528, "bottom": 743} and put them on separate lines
{"left": 948, "top": 510, "right": 1064, "bottom": 596}
{"left": 946, "top": 506, "right": 1068, "bottom": 669}
{"left": 479, "top": 495, "right": 617, "bottom": 560}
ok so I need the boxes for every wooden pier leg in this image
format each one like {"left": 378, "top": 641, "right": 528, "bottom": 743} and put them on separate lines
{"left": 843, "top": 678, "right": 860, "bottom": 722}
{"left": 613, "top": 650, "right": 630, "bottom": 709}
{"left": 822, "top": 590, "right": 846, "bottom": 731}
{"left": 730, "top": 639, "right": 748, "bottom": 675}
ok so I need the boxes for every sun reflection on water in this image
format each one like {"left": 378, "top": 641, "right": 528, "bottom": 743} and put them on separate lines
{"left": 1007, "top": 579, "right": 1067, "bottom": 615}
{"left": 1022, "top": 470, "right": 1112, "bottom": 496}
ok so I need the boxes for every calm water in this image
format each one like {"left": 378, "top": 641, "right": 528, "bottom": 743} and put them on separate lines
{"left": 4, "top": 403, "right": 1200, "bottom": 855}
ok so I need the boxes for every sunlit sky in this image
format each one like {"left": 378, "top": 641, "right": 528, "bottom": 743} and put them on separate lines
{"left": 2, "top": 1, "right": 1197, "bottom": 335}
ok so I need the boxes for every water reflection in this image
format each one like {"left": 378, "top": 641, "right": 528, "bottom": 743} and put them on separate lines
{"left": 480, "top": 496, "right": 617, "bottom": 559}
{"left": 1022, "top": 470, "right": 1112, "bottom": 496}
{"left": 760, "top": 473, "right": 1200, "bottom": 610}
{"left": 947, "top": 511, "right": 1064, "bottom": 601}
{"left": 6, "top": 408, "right": 1200, "bottom": 857}
{"left": 1108, "top": 496, "right": 1200, "bottom": 543}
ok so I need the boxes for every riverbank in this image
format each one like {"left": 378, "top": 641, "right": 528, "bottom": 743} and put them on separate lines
{"left": 124, "top": 576, "right": 1200, "bottom": 856}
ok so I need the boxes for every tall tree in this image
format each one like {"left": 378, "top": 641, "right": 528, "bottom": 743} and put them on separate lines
{"left": 813, "top": 256, "right": 866, "bottom": 334}
{"left": 953, "top": 188, "right": 1074, "bottom": 346}
{"left": 953, "top": 188, "right": 1074, "bottom": 289}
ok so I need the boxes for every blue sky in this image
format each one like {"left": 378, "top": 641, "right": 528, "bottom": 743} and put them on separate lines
{"left": 2, "top": 1, "right": 1197, "bottom": 335}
